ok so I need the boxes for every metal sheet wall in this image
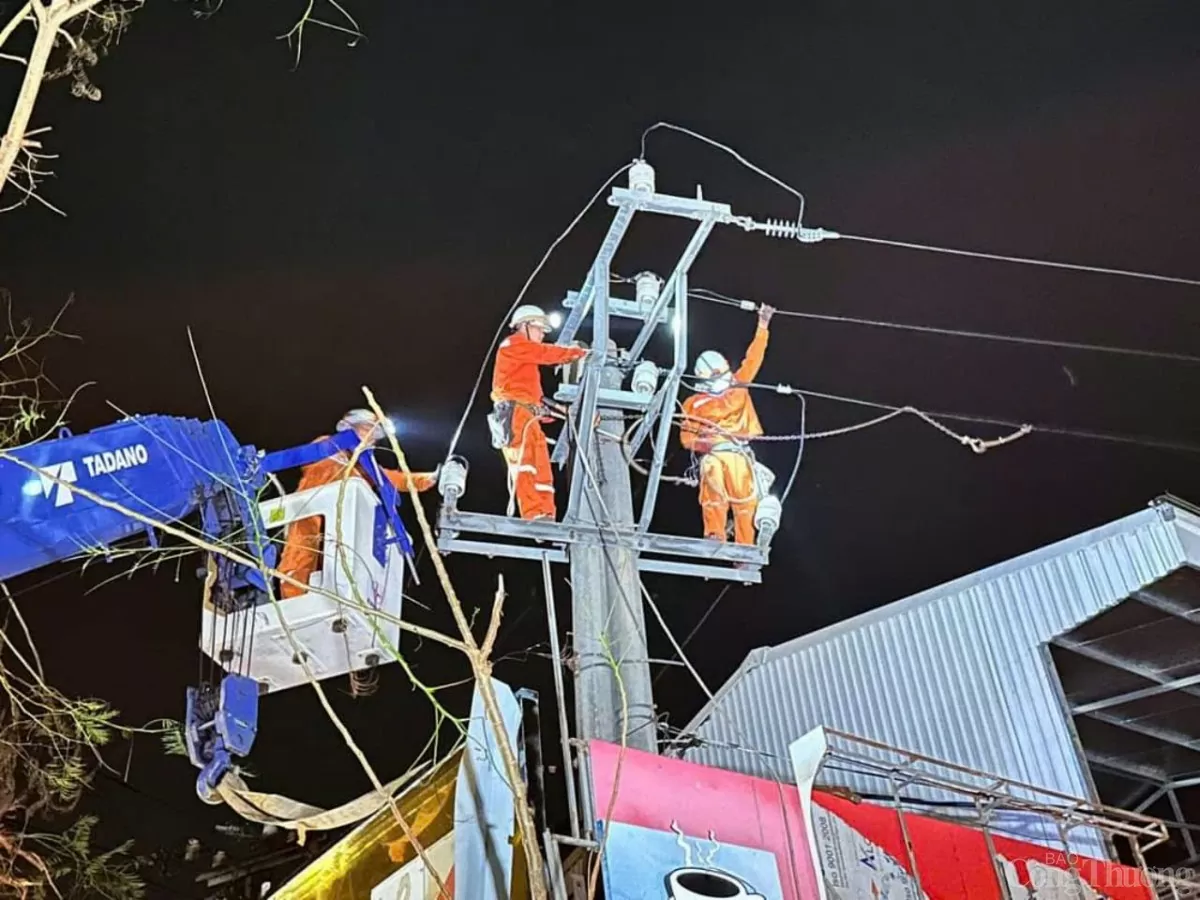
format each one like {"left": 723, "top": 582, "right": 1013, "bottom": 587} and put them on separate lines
{"left": 681, "top": 504, "right": 1192, "bottom": 854}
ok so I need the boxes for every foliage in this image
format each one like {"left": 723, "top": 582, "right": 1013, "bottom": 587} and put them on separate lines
{"left": 0, "top": 610, "right": 146, "bottom": 898}
{"left": 0, "top": 309, "right": 144, "bottom": 898}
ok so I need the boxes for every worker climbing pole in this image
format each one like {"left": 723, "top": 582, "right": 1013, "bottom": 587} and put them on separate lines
{"left": 680, "top": 303, "right": 777, "bottom": 546}
{"left": 489, "top": 305, "right": 589, "bottom": 521}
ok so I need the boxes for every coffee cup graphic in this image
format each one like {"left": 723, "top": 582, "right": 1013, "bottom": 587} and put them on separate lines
{"left": 665, "top": 866, "right": 766, "bottom": 900}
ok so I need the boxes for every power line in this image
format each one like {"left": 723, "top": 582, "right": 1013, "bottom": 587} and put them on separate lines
{"left": 640, "top": 121, "right": 807, "bottom": 223}
{"left": 790, "top": 384, "right": 1200, "bottom": 456}
{"left": 652, "top": 585, "right": 731, "bottom": 690}
{"left": 679, "top": 291, "right": 1200, "bottom": 455}
{"left": 689, "top": 287, "right": 1200, "bottom": 365}
{"left": 641, "top": 121, "right": 1200, "bottom": 290}
{"left": 837, "top": 233, "right": 1200, "bottom": 289}
{"left": 675, "top": 368, "right": 1200, "bottom": 456}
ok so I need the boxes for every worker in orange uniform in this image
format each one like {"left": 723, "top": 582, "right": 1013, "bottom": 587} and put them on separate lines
{"left": 490, "top": 305, "right": 589, "bottom": 521}
{"left": 679, "top": 304, "right": 776, "bottom": 545}
{"left": 278, "top": 409, "right": 438, "bottom": 598}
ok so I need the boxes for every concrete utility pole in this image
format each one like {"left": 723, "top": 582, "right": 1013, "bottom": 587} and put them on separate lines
{"left": 570, "top": 357, "right": 656, "bottom": 754}
{"left": 435, "top": 159, "right": 777, "bottom": 843}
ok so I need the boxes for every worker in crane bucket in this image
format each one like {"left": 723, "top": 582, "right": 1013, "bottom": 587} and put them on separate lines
{"left": 277, "top": 409, "right": 438, "bottom": 599}
{"left": 490, "top": 304, "right": 589, "bottom": 520}
{"left": 679, "top": 304, "right": 776, "bottom": 545}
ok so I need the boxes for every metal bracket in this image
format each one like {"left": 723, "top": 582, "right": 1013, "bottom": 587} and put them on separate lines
{"left": 438, "top": 508, "right": 766, "bottom": 583}
{"left": 551, "top": 383, "right": 654, "bottom": 412}
{"left": 562, "top": 290, "right": 672, "bottom": 325}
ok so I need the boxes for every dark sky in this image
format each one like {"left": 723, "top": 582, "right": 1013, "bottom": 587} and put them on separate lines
{"left": 2, "top": 1, "right": 1200, "bottom": 895}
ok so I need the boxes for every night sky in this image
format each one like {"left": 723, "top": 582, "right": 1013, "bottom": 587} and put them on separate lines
{"left": 2, "top": 2, "right": 1199, "bottom": 896}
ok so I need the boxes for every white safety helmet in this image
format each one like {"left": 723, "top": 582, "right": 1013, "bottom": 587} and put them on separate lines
{"left": 336, "top": 408, "right": 395, "bottom": 442}
{"left": 693, "top": 350, "right": 732, "bottom": 393}
{"left": 510, "top": 304, "right": 553, "bottom": 332}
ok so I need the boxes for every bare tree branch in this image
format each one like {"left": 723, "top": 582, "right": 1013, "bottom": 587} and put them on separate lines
{"left": 363, "top": 386, "right": 550, "bottom": 900}
{"left": 2, "top": 1, "right": 362, "bottom": 212}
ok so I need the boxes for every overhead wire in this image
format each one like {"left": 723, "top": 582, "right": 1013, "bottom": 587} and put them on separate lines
{"left": 689, "top": 287, "right": 1200, "bottom": 365}
{"left": 444, "top": 161, "right": 635, "bottom": 463}
{"left": 651, "top": 584, "right": 731, "bottom": 690}
{"left": 641, "top": 121, "right": 1200, "bottom": 290}
{"left": 674, "top": 300, "right": 1200, "bottom": 456}
{"left": 779, "top": 390, "right": 805, "bottom": 502}
{"left": 640, "top": 121, "right": 807, "bottom": 224}
{"left": 836, "top": 232, "right": 1200, "bottom": 289}
{"left": 786, "top": 383, "right": 1200, "bottom": 456}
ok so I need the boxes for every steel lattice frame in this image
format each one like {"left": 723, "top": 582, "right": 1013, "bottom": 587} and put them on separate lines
{"left": 436, "top": 173, "right": 773, "bottom": 583}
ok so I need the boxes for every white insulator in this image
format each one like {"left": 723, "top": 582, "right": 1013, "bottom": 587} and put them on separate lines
{"left": 754, "top": 495, "right": 782, "bottom": 547}
{"left": 629, "top": 159, "right": 656, "bottom": 194}
{"left": 635, "top": 271, "right": 661, "bottom": 314}
{"left": 761, "top": 218, "right": 799, "bottom": 239}
{"left": 631, "top": 360, "right": 659, "bottom": 396}
{"left": 438, "top": 456, "right": 468, "bottom": 504}
{"left": 753, "top": 461, "right": 776, "bottom": 497}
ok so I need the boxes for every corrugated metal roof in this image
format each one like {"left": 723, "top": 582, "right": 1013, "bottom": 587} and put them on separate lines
{"left": 680, "top": 500, "right": 1200, "bottom": 847}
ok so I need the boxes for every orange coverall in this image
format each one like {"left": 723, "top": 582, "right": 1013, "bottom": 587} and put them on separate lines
{"left": 679, "top": 323, "right": 769, "bottom": 544}
{"left": 491, "top": 332, "right": 587, "bottom": 520}
{"left": 277, "top": 436, "right": 437, "bottom": 598}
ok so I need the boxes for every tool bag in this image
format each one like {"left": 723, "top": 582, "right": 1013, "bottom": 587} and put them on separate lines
{"left": 487, "top": 400, "right": 516, "bottom": 449}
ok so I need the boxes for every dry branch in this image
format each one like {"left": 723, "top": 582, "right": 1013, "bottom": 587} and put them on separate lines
{"left": 363, "top": 387, "right": 550, "bottom": 900}
{"left": 1, "top": 1, "right": 361, "bottom": 212}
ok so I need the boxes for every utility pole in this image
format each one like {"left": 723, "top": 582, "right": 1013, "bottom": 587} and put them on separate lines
{"left": 570, "top": 355, "right": 656, "bottom": 753}
{"left": 435, "top": 158, "right": 778, "bottom": 843}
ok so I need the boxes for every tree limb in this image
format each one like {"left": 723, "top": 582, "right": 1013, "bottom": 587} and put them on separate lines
{"left": 363, "top": 386, "right": 550, "bottom": 900}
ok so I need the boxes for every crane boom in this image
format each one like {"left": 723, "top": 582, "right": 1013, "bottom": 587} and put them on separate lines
{"left": 0, "top": 416, "right": 260, "bottom": 581}
{"left": 0, "top": 415, "right": 416, "bottom": 801}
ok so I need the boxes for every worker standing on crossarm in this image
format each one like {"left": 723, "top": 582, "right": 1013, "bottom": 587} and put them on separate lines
{"left": 278, "top": 409, "right": 438, "bottom": 598}
{"left": 679, "top": 304, "right": 776, "bottom": 545}
{"left": 490, "top": 305, "right": 589, "bottom": 520}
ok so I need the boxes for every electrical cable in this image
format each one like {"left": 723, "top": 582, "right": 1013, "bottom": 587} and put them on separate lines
{"left": 651, "top": 584, "right": 731, "bottom": 690}
{"left": 837, "top": 232, "right": 1200, "bottom": 289}
{"left": 640, "top": 121, "right": 807, "bottom": 224}
{"left": 640, "top": 121, "right": 1200, "bottom": 289}
{"left": 675, "top": 372, "right": 1030, "bottom": 454}
{"left": 780, "top": 391, "right": 805, "bottom": 503}
{"left": 674, "top": 305, "right": 1200, "bottom": 457}
{"left": 443, "top": 162, "right": 634, "bottom": 463}
{"left": 689, "top": 287, "right": 1200, "bottom": 365}
{"left": 786, "top": 383, "right": 1200, "bottom": 456}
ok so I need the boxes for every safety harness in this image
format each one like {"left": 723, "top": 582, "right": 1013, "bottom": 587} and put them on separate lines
{"left": 487, "top": 399, "right": 567, "bottom": 449}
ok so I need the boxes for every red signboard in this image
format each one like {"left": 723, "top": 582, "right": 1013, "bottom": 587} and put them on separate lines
{"left": 813, "top": 791, "right": 1155, "bottom": 899}
{"left": 589, "top": 739, "right": 1158, "bottom": 899}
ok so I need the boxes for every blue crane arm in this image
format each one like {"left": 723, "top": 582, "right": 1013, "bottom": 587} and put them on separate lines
{"left": 0, "top": 415, "right": 417, "bottom": 803}
{"left": 0, "top": 416, "right": 265, "bottom": 581}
